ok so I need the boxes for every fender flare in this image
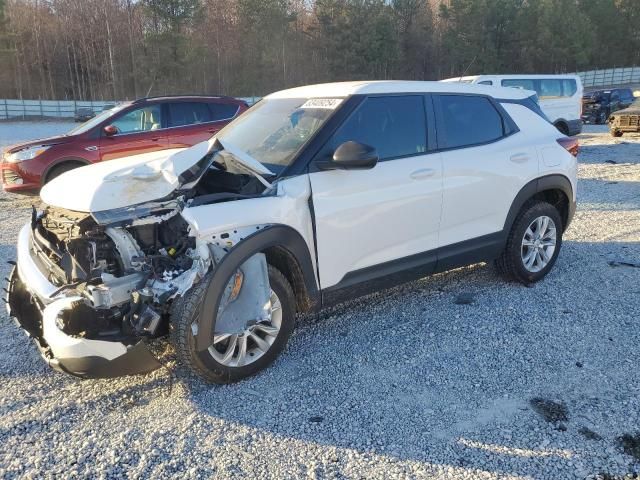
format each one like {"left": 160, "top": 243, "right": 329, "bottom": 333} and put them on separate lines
{"left": 503, "top": 174, "right": 574, "bottom": 234}
{"left": 41, "top": 157, "right": 91, "bottom": 186}
{"left": 194, "top": 224, "right": 318, "bottom": 351}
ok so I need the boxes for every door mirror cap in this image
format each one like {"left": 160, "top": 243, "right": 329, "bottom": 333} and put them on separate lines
{"left": 318, "top": 141, "right": 378, "bottom": 171}
{"left": 103, "top": 125, "right": 118, "bottom": 137}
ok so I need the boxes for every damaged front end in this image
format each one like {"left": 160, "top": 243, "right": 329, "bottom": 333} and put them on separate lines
{"left": 7, "top": 201, "right": 212, "bottom": 378}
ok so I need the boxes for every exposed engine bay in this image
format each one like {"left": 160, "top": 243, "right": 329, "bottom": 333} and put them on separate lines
{"left": 4, "top": 142, "right": 284, "bottom": 379}
{"left": 29, "top": 162, "right": 269, "bottom": 341}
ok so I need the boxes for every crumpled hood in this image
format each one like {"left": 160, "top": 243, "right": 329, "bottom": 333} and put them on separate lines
{"left": 40, "top": 138, "right": 274, "bottom": 213}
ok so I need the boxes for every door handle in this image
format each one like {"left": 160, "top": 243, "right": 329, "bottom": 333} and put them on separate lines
{"left": 207, "top": 129, "right": 219, "bottom": 134}
{"left": 151, "top": 137, "right": 162, "bottom": 142}
{"left": 510, "top": 153, "right": 529, "bottom": 164}
{"left": 410, "top": 168, "right": 436, "bottom": 180}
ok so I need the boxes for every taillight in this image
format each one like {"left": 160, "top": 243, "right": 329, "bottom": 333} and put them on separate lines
{"left": 557, "top": 137, "right": 579, "bottom": 157}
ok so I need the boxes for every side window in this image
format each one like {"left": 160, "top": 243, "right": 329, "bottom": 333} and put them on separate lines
{"left": 210, "top": 103, "right": 240, "bottom": 121}
{"left": 502, "top": 79, "right": 536, "bottom": 91}
{"left": 168, "top": 102, "right": 212, "bottom": 127}
{"left": 478, "top": 80, "right": 494, "bottom": 85}
{"left": 326, "top": 96, "right": 427, "bottom": 161}
{"left": 439, "top": 95, "right": 504, "bottom": 149}
{"left": 539, "top": 79, "right": 563, "bottom": 99}
{"left": 110, "top": 105, "right": 162, "bottom": 134}
{"left": 562, "top": 79, "right": 577, "bottom": 97}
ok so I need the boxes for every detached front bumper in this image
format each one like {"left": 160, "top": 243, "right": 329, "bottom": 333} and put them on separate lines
{"left": 6, "top": 224, "right": 161, "bottom": 378}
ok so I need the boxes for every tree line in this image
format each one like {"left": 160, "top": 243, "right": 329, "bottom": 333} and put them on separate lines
{"left": 0, "top": 0, "right": 638, "bottom": 101}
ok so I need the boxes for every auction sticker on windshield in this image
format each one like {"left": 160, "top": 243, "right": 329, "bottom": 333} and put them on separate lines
{"left": 300, "top": 98, "right": 343, "bottom": 109}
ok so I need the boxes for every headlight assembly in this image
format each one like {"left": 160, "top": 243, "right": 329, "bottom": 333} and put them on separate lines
{"left": 5, "top": 145, "right": 51, "bottom": 163}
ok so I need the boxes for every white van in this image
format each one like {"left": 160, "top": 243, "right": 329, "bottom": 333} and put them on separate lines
{"left": 442, "top": 75, "right": 583, "bottom": 136}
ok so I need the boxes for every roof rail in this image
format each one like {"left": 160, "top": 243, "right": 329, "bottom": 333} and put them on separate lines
{"left": 131, "top": 94, "right": 242, "bottom": 104}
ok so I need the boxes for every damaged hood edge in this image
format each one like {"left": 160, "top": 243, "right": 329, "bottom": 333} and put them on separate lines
{"left": 40, "top": 138, "right": 274, "bottom": 214}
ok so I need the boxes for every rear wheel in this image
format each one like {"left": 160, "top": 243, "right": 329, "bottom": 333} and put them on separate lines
{"left": 171, "top": 264, "right": 296, "bottom": 384}
{"left": 495, "top": 201, "right": 563, "bottom": 284}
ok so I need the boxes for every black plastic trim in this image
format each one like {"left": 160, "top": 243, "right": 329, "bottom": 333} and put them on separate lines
{"left": 54, "top": 342, "right": 162, "bottom": 379}
{"left": 322, "top": 249, "right": 437, "bottom": 307}
{"left": 194, "top": 225, "right": 320, "bottom": 351}
{"left": 503, "top": 174, "right": 574, "bottom": 233}
{"left": 322, "top": 232, "right": 502, "bottom": 307}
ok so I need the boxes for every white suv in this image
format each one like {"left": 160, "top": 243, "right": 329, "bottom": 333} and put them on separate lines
{"left": 7, "top": 81, "right": 578, "bottom": 383}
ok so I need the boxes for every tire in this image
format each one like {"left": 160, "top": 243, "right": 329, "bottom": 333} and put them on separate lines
{"left": 171, "top": 264, "right": 296, "bottom": 384}
{"left": 555, "top": 122, "right": 569, "bottom": 136}
{"left": 495, "top": 201, "right": 563, "bottom": 285}
{"left": 611, "top": 130, "right": 623, "bottom": 138}
{"left": 45, "top": 162, "right": 84, "bottom": 184}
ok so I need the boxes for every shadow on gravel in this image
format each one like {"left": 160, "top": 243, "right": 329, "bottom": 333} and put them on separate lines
{"left": 174, "top": 239, "right": 640, "bottom": 478}
{"left": 2, "top": 232, "right": 639, "bottom": 477}
{"left": 579, "top": 142, "right": 640, "bottom": 165}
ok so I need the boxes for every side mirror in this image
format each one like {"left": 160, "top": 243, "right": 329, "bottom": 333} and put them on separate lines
{"left": 317, "top": 141, "right": 378, "bottom": 171}
{"left": 103, "top": 125, "right": 118, "bottom": 137}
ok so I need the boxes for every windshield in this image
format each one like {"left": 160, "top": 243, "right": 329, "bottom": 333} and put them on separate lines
{"left": 67, "top": 104, "right": 128, "bottom": 135}
{"left": 216, "top": 97, "right": 341, "bottom": 174}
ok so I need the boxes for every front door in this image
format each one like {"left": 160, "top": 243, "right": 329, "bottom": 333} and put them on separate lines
{"left": 309, "top": 95, "right": 443, "bottom": 289}
{"left": 99, "top": 104, "right": 168, "bottom": 161}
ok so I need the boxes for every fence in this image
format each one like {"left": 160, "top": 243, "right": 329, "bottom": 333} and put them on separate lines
{"left": 0, "top": 97, "right": 261, "bottom": 120}
{"left": 575, "top": 66, "right": 640, "bottom": 88}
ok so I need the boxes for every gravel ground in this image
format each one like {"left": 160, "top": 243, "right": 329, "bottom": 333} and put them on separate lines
{"left": 1, "top": 123, "right": 639, "bottom": 479}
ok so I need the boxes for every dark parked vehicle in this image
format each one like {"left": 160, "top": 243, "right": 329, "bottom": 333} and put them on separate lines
{"left": 74, "top": 107, "right": 95, "bottom": 123}
{"left": 581, "top": 88, "right": 635, "bottom": 124}
{"left": 1, "top": 95, "right": 248, "bottom": 194}
{"left": 609, "top": 97, "right": 640, "bottom": 137}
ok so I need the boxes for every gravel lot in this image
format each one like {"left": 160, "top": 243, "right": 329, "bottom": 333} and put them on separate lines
{"left": 1, "top": 122, "right": 639, "bottom": 479}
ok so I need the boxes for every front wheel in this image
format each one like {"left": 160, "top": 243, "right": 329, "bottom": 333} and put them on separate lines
{"left": 171, "top": 264, "right": 296, "bottom": 384}
{"left": 495, "top": 202, "right": 563, "bottom": 284}
{"left": 610, "top": 129, "right": 623, "bottom": 138}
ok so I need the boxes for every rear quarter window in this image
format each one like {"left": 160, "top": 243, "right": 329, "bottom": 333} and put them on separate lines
{"left": 210, "top": 103, "right": 240, "bottom": 121}
{"left": 438, "top": 95, "right": 505, "bottom": 149}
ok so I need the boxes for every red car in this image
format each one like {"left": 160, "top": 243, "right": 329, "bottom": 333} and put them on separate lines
{"left": 1, "top": 95, "right": 248, "bottom": 194}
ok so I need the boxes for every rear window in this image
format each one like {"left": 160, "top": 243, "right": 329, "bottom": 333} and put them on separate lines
{"left": 210, "top": 103, "right": 240, "bottom": 121}
{"left": 439, "top": 95, "right": 504, "bottom": 148}
{"left": 168, "top": 102, "right": 212, "bottom": 127}
{"left": 326, "top": 95, "right": 427, "bottom": 161}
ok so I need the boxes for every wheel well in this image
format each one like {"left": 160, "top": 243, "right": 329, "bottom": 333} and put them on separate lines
{"left": 44, "top": 160, "right": 87, "bottom": 184}
{"left": 526, "top": 189, "right": 570, "bottom": 230}
{"left": 263, "top": 246, "right": 315, "bottom": 313}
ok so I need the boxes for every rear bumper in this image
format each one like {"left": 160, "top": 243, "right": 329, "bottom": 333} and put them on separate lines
{"left": 6, "top": 223, "right": 161, "bottom": 378}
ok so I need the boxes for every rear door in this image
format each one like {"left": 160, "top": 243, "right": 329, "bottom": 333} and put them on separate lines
{"left": 166, "top": 101, "right": 241, "bottom": 148}
{"left": 434, "top": 94, "right": 538, "bottom": 256}
{"left": 309, "top": 95, "right": 443, "bottom": 289}
{"left": 99, "top": 104, "right": 168, "bottom": 161}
